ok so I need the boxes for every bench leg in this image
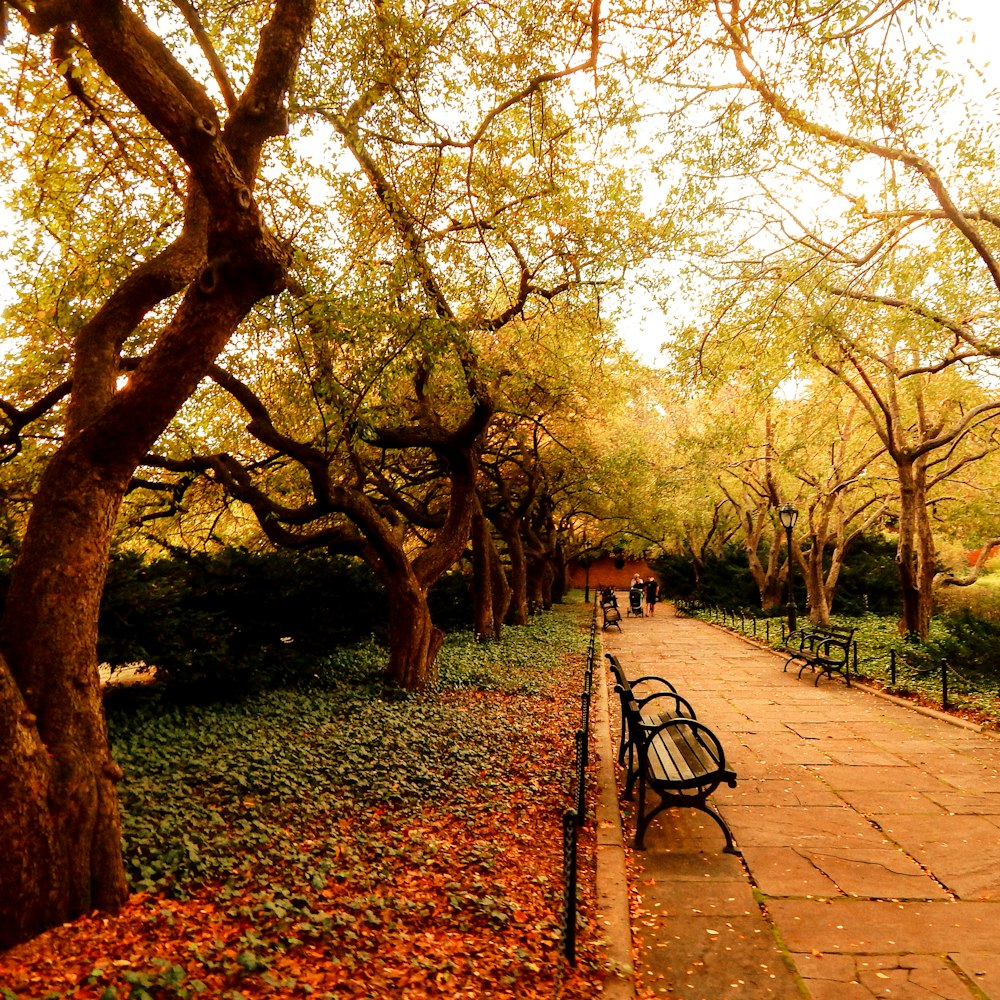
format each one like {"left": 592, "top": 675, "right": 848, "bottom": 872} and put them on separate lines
{"left": 620, "top": 748, "right": 639, "bottom": 801}
{"left": 633, "top": 790, "right": 738, "bottom": 855}
{"left": 700, "top": 802, "right": 738, "bottom": 854}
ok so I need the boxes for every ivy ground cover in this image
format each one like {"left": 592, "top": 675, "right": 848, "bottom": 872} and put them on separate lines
{"left": 0, "top": 610, "right": 601, "bottom": 999}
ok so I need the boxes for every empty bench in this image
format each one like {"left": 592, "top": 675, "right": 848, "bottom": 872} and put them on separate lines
{"left": 606, "top": 653, "right": 696, "bottom": 790}
{"left": 781, "top": 624, "right": 855, "bottom": 685}
{"left": 606, "top": 653, "right": 737, "bottom": 853}
{"left": 600, "top": 591, "right": 622, "bottom": 631}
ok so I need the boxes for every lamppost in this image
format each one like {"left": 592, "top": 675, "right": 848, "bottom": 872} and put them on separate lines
{"left": 581, "top": 536, "right": 591, "bottom": 604}
{"left": 777, "top": 503, "right": 798, "bottom": 633}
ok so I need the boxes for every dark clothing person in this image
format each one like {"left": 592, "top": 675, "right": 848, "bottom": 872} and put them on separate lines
{"left": 644, "top": 577, "right": 659, "bottom": 616}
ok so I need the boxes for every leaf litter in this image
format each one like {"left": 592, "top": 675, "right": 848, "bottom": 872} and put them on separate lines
{"left": 0, "top": 610, "right": 603, "bottom": 999}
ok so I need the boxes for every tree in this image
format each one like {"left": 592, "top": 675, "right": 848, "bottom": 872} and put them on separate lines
{"left": 663, "top": 0, "right": 1000, "bottom": 633}
{"left": 783, "top": 387, "right": 890, "bottom": 625}
{"left": 0, "top": 2, "right": 317, "bottom": 949}
{"left": 130, "top": 0, "right": 641, "bottom": 684}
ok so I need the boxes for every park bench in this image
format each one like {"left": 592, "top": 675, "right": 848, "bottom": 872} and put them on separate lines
{"left": 606, "top": 653, "right": 696, "bottom": 783}
{"left": 606, "top": 654, "right": 737, "bottom": 853}
{"left": 600, "top": 592, "right": 622, "bottom": 631}
{"left": 625, "top": 697, "right": 738, "bottom": 852}
{"left": 781, "top": 623, "right": 855, "bottom": 685}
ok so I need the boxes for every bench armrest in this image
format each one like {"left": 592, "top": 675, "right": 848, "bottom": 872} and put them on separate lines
{"left": 635, "top": 689, "right": 696, "bottom": 719}
{"left": 631, "top": 674, "right": 679, "bottom": 693}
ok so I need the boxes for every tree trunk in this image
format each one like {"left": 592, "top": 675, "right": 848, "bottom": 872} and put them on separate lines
{"left": 805, "top": 551, "right": 831, "bottom": 626}
{"left": 501, "top": 518, "right": 529, "bottom": 625}
{"left": 896, "top": 461, "right": 934, "bottom": 638}
{"left": 550, "top": 540, "right": 567, "bottom": 604}
{"left": 487, "top": 531, "right": 512, "bottom": 639}
{"left": 385, "top": 570, "right": 444, "bottom": 691}
{"left": 0, "top": 456, "right": 130, "bottom": 948}
{"left": 471, "top": 510, "right": 495, "bottom": 639}
{"left": 471, "top": 506, "right": 510, "bottom": 641}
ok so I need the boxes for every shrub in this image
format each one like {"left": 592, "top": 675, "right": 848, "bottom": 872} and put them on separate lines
{"left": 427, "top": 569, "right": 474, "bottom": 632}
{"left": 935, "top": 576, "right": 1000, "bottom": 624}
{"left": 652, "top": 543, "right": 762, "bottom": 609}
{"left": 831, "top": 533, "right": 901, "bottom": 616}
{"left": 901, "top": 608, "right": 1000, "bottom": 684}
{"left": 653, "top": 532, "right": 902, "bottom": 618}
{"left": 98, "top": 549, "right": 388, "bottom": 701}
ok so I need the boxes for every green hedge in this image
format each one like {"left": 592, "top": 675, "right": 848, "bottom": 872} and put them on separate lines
{"left": 96, "top": 548, "right": 473, "bottom": 702}
{"left": 653, "top": 533, "right": 901, "bottom": 617}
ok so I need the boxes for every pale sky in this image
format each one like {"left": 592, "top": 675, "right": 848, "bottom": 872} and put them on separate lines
{"left": 617, "top": 0, "right": 1000, "bottom": 366}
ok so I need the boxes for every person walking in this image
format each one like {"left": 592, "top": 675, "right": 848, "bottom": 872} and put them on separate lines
{"left": 644, "top": 576, "right": 659, "bottom": 616}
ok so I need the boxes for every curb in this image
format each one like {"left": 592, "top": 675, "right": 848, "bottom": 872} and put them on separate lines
{"left": 593, "top": 646, "right": 636, "bottom": 999}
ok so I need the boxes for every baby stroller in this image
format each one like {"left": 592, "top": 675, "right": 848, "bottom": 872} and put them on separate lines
{"left": 627, "top": 584, "right": 644, "bottom": 617}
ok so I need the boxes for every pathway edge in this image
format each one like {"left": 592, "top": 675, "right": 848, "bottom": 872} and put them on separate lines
{"left": 593, "top": 643, "right": 636, "bottom": 1000}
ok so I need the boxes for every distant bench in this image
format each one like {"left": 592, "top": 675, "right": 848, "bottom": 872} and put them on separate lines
{"left": 606, "top": 654, "right": 737, "bottom": 852}
{"left": 780, "top": 623, "right": 855, "bottom": 686}
{"left": 600, "top": 591, "right": 622, "bottom": 631}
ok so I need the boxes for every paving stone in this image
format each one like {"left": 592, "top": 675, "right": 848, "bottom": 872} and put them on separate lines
{"left": 722, "top": 803, "right": 887, "bottom": 848}
{"left": 795, "top": 952, "right": 979, "bottom": 1000}
{"left": 740, "top": 845, "right": 843, "bottom": 897}
{"left": 951, "top": 952, "right": 1000, "bottom": 998}
{"left": 876, "top": 813, "right": 1000, "bottom": 898}
{"left": 725, "top": 776, "right": 844, "bottom": 808}
{"left": 926, "top": 789, "right": 1000, "bottom": 815}
{"left": 635, "top": 914, "right": 803, "bottom": 999}
{"left": 813, "top": 747, "right": 914, "bottom": 768}
{"left": 832, "top": 788, "right": 947, "bottom": 816}
{"left": 807, "top": 763, "right": 954, "bottom": 793}
{"left": 632, "top": 846, "right": 747, "bottom": 884}
{"left": 796, "top": 845, "right": 948, "bottom": 900}
{"left": 630, "top": 873, "right": 759, "bottom": 919}
{"left": 767, "top": 899, "right": 1000, "bottom": 953}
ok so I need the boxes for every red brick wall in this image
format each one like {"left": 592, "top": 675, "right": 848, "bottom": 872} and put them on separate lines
{"left": 567, "top": 555, "right": 658, "bottom": 593}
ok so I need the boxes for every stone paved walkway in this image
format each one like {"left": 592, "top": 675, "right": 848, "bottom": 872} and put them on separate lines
{"left": 601, "top": 608, "right": 1000, "bottom": 1000}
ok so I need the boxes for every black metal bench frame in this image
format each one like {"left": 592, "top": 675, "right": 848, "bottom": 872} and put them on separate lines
{"left": 781, "top": 624, "right": 855, "bottom": 685}
{"left": 600, "top": 594, "right": 622, "bottom": 631}
{"left": 627, "top": 700, "right": 738, "bottom": 852}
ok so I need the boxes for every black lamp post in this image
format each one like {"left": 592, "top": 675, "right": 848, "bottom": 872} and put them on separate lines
{"left": 777, "top": 503, "right": 798, "bottom": 633}
{"left": 582, "top": 536, "right": 591, "bottom": 604}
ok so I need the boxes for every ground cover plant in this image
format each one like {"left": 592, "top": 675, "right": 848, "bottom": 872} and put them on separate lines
{"left": 0, "top": 608, "right": 601, "bottom": 999}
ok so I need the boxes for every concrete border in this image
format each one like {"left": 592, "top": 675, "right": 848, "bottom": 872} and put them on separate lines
{"left": 593, "top": 645, "right": 636, "bottom": 999}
